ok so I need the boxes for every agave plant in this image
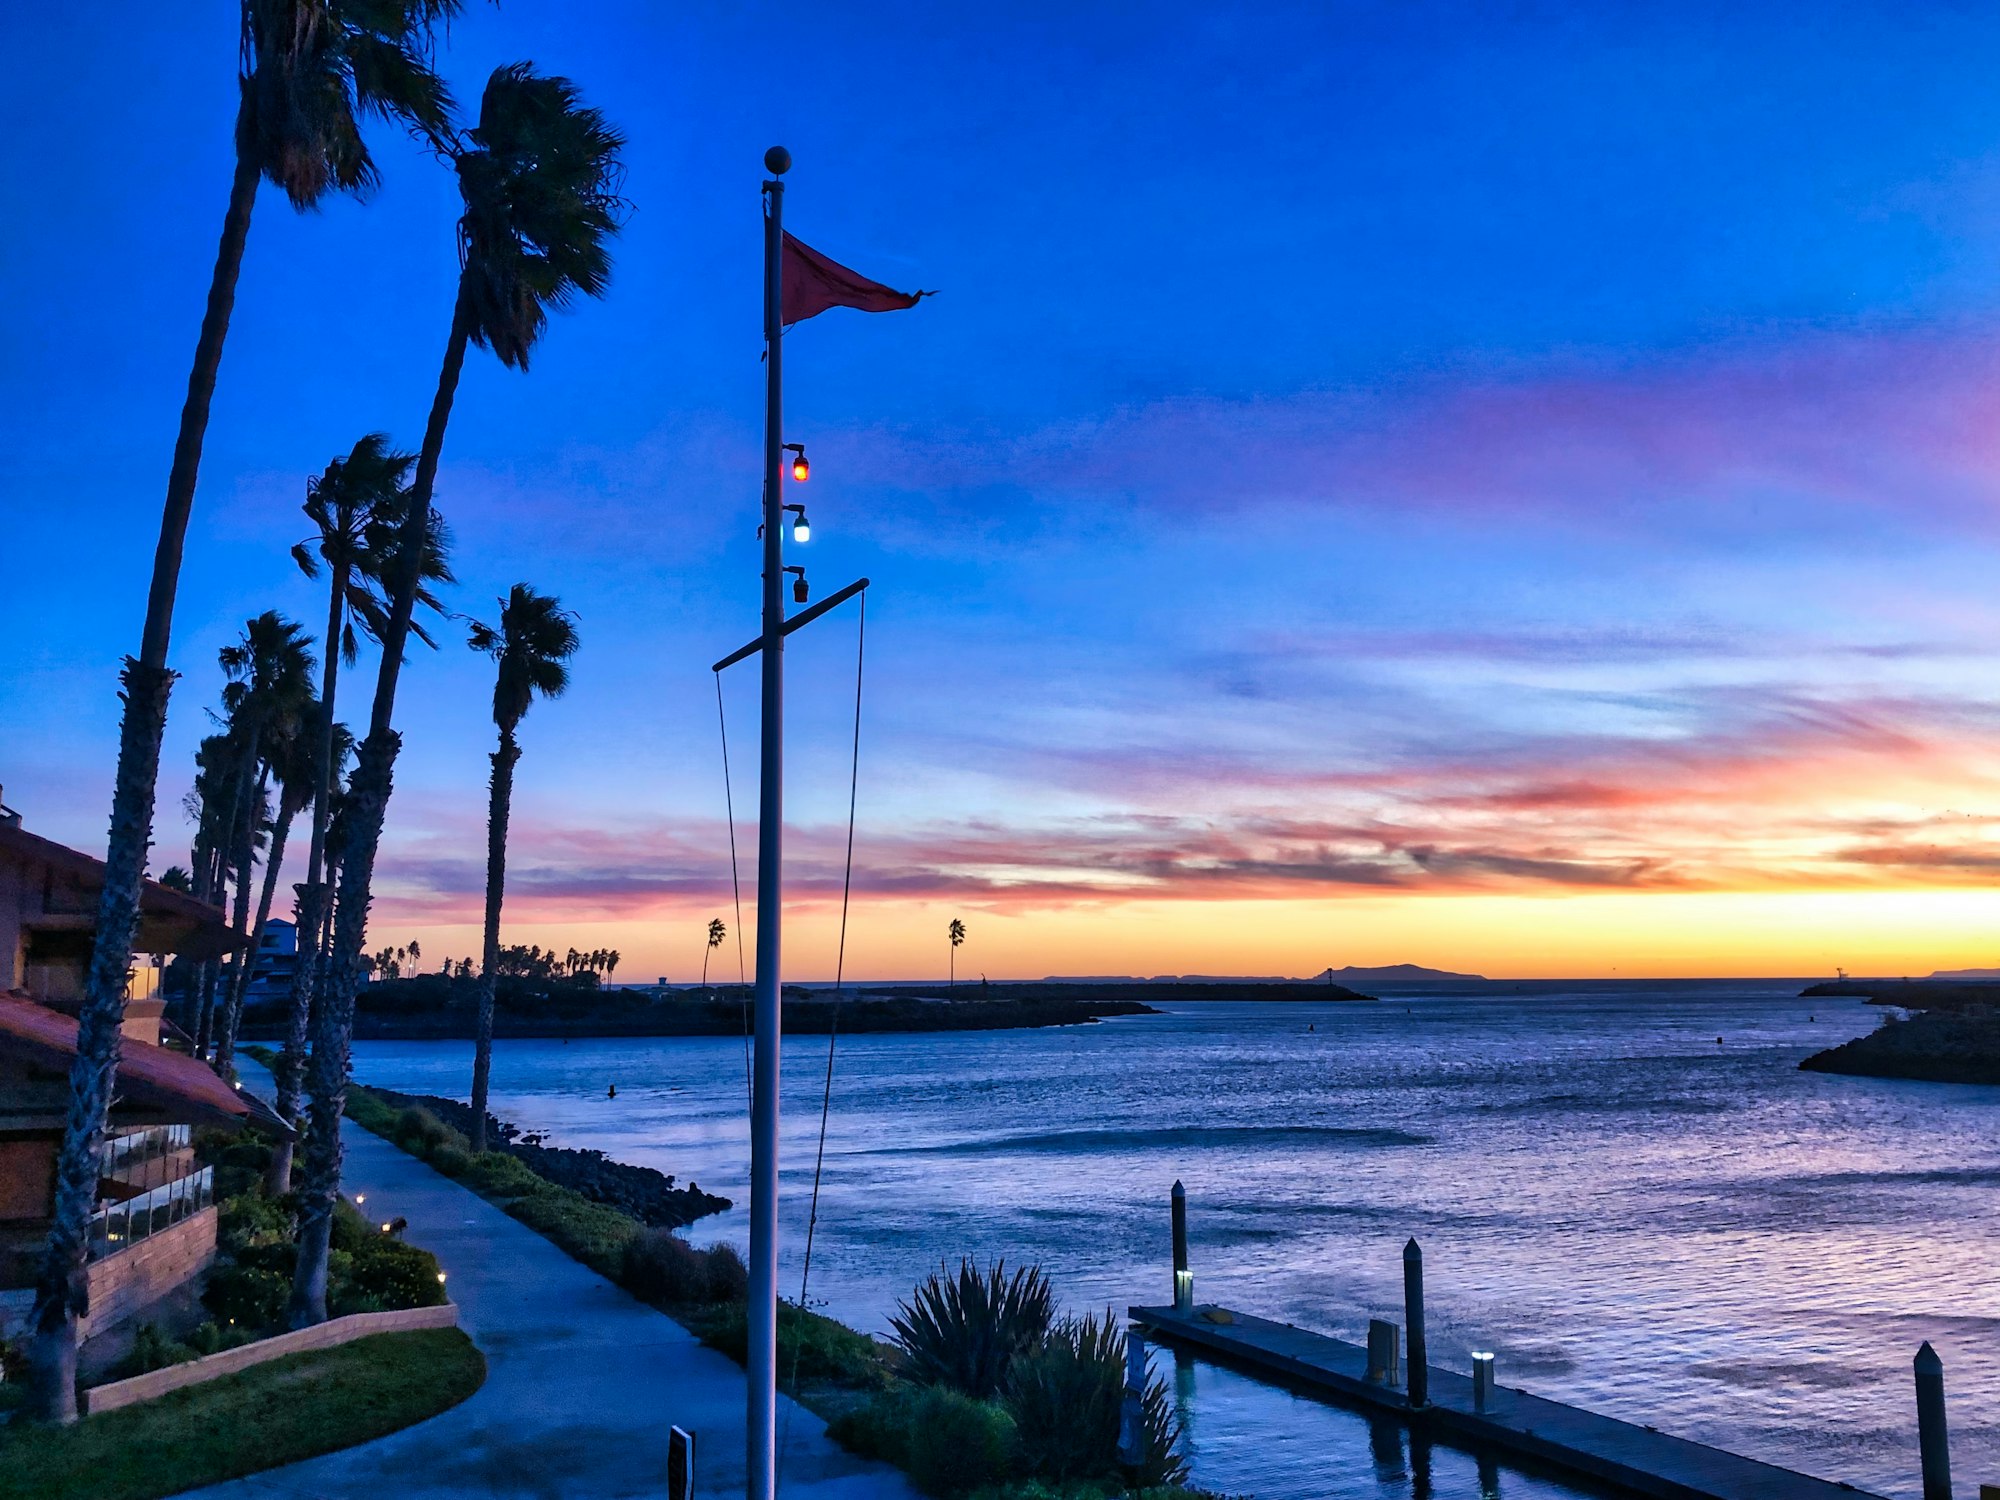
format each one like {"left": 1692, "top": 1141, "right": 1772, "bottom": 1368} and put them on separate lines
{"left": 1006, "top": 1309, "right": 1187, "bottom": 1488}
{"left": 889, "top": 1258, "right": 1054, "bottom": 1400}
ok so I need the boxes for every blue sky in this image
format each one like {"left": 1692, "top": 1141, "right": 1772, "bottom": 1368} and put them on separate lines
{"left": 10, "top": 3, "right": 2000, "bottom": 978}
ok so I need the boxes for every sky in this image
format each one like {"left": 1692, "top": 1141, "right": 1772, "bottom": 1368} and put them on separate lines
{"left": 9, "top": 2, "right": 2000, "bottom": 980}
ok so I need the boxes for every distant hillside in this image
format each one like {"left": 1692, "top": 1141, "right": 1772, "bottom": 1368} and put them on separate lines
{"left": 889, "top": 979, "right": 1375, "bottom": 1004}
{"left": 1324, "top": 963, "right": 1485, "bottom": 982}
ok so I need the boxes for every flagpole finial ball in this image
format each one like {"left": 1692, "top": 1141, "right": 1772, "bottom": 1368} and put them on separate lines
{"left": 764, "top": 146, "right": 791, "bottom": 175}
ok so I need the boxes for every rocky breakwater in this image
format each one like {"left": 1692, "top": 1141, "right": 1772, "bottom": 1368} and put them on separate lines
{"left": 1800, "top": 1007, "right": 2000, "bottom": 1086}
{"left": 374, "top": 1087, "right": 729, "bottom": 1229}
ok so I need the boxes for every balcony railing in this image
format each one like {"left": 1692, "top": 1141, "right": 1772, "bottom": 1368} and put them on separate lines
{"left": 99, "top": 1124, "right": 191, "bottom": 1179}
{"left": 87, "top": 1165, "right": 213, "bottom": 1261}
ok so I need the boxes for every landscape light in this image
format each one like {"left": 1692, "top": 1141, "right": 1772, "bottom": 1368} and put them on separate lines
{"left": 437, "top": 1272, "right": 448, "bottom": 1284}
{"left": 382, "top": 1222, "right": 393, "bottom": 1233}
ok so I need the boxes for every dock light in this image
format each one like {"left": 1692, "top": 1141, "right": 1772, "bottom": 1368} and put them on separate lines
{"left": 1472, "top": 1351, "right": 1495, "bottom": 1410}
{"left": 784, "top": 442, "right": 809, "bottom": 482}
{"left": 1173, "top": 1269, "right": 1193, "bottom": 1312}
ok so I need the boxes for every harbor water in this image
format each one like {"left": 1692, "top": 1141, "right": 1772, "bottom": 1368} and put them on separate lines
{"left": 351, "top": 985, "right": 2000, "bottom": 1499}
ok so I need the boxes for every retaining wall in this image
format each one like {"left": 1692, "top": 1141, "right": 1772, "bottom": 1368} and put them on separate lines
{"left": 83, "top": 1301, "right": 459, "bottom": 1414}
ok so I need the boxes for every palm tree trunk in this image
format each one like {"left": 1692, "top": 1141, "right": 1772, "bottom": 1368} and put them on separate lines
{"left": 215, "top": 803, "right": 292, "bottom": 1080}
{"left": 208, "top": 751, "right": 264, "bottom": 1062}
{"left": 268, "top": 571, "right": 348, "bottom": 1194}
{"left": 291, "top": 283, "right": 472, "bottom": 1327}
{"left": 471, "top": 727, "right": 520, "bottom": 1155}
{"left": 27, "top": 142, "right": 260, "bottom": 1424}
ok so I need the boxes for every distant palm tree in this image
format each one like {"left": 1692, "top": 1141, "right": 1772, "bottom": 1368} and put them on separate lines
{"left": 949, "top": 918, "right": 967, "bottom": 988}
{"left": 32, "top": 2, "right": 461, "bottom": 1421}
{"left": 703, "top": 919, "right": 726, "bottom": 997}
{"left": 213, "top": 698, "right": 321, "bottom": 1080}
{"left": 294, "top": 65, "right": 623, "bottom": 1327}
{"left": 205, "top": 612, "right": 316, "bottom": 1069}
{"left": 272, "top": 436, "right": 449, "bottom": 1192}
{"left": 465, "top": 585, "right": 579, "bottom": 1153}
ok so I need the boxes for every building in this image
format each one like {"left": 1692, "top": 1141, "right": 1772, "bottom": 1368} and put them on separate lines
{"left": 0, "top": 812, "right": 267, "bottom": 1349}
{"left": 241, "top": 917, "right": 299, "bottom": 1017}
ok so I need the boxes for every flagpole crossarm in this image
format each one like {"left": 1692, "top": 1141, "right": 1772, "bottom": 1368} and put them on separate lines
{"left": 712, "top": 578, "right": 872, "bottom": 674}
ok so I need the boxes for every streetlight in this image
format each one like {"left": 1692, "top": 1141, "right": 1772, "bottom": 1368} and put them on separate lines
{"left": 785, "top": 503, "right": 810, "bottom": 543}
{"left": 783, "top": 442, "right": 809, "bottom": 482}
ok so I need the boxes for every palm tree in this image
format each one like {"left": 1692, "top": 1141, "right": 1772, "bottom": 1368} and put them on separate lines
{"left": 702, "top": 919, "right": 725, "bottom": 998}
{"left": 949, "top": 918, "right": 967, "bottom": 988}
{"left": 32, "top": 2, "right": 460, "bottom": 1421}
{"left": 466, "top": 586, "right": 579, "bottom": 1153}
{"left": 271, "top": 437, "right": 448, "bottom": 1193}
{"left": 292, "top": 68, "right": 624, "bottom": 1326}
{"left": 209, "top": 613, "right": 316, "bottom": 1074}
{"left": 213, "top": 697, "right": 322, "bottom": 1080}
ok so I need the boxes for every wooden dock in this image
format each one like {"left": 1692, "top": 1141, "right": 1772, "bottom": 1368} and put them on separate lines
{"left": 1130, "top": 1303, "right": 1884, "bottom": 1500}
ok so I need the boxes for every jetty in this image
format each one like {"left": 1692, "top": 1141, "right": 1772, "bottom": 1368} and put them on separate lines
{"left": 1129, "top": 1301, "right": 1884, "bottom": 1500}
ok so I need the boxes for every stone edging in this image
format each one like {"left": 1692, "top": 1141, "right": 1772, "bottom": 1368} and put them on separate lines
{"left": 82, "top": 1302, "right": 459, "bottom": 1415}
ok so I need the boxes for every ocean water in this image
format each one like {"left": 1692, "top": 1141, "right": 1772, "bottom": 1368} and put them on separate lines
{"left": 350, "top": 987, "right": 2000, "bottom": 1499}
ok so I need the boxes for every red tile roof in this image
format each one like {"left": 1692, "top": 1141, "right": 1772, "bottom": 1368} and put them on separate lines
{"left": 0, "top": 822, "right": 244, "bottom": 959}
{"left": 0, "top": 993, "right": 250, "bottom": 1128}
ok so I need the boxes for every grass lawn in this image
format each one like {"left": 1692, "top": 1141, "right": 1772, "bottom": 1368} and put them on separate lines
{"left": 0, "top": 1327, "right": 484, "bottom": 1500}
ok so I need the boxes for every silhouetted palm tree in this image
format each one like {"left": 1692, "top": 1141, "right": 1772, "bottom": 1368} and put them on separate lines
{"left": 33, "top": 1, "right": 461, "bottom": 1421}
{"left": 292, "top": 72, "right": 622, "bottom": 1325}
{"left": 271, "top": 437, "right": 449, "bottom": 1191}
{"left": 214, "top": 699, "right": 322, "bottom": 1080}
{"left": 465, "top": 590, "right": 580, "bottom": 1148}
{"left": 949, "top": 918, "right": 967, "bottom": 988}
{"left": 703, "top": 919, "right": 726, "bottom": 997}
{"left": 204, "top": 613, "right": 316, "bottom": 1068}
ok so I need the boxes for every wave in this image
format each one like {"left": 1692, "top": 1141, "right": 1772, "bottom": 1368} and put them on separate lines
{"left": 861, "top": 1124, "right": 1429, "bottom": 1156}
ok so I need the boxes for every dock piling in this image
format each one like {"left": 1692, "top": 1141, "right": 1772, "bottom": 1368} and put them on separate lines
{"left": 1471, "top": 1350, "right": 1495, "bottom": 1411}
{"left": 1366, "top": 1318, "right": 1401, "bottom": 1385}
{"left": 1915, "top": 1341, "right": 1952, "bottom": 1500}
{"left": 1171, "top": 1180, "right": 1192, "bottom": 1312}
{"left": 1403, "top": 1238, "right": 1428, "bottom": 1408}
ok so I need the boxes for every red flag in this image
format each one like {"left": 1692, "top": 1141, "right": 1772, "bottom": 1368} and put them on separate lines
{"left": 782, "top": 232, "right": 930, "bottom": 325}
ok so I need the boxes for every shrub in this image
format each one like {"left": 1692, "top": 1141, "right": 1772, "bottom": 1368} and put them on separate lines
{"left": 218, "top": 1193, "right": 293, "bottom": 1256}
{"left": 199, "top": 1126, "right": 276, "bottom": 1200}
{"left": 344, "top": 1085, "right": 402, "bottom": 1136}
{"left": 429, "top": 1145, "right": 471, "bottom": 1178}
{"left": 505, "top": 1188, "right": 640, "bottom": 1277}
{"left": 700, "top": 1301, "right": 887, "bottom": 1387}
{"left": 621, "top": 1229, "right": 750, "bottom": 1304}
{"left": 184, "top": 1319, "right": 260, "bottom": 1357}
{"left": 826, "top": 1386, "right": 916, "bottom": 1467}
{"left": 891, "top": 1259, "right": 1055, "bottom": 1400}
{"left": 904, "top": 1386, "right": 1016, "bottom": 1496}
{"left": 463, "top": 1150, "right": 545, "bottom": 1199}
{"left": 108, "top": 1323, "right": 198, "bottom": 1380}
{"left": 340, "top": 1236, "right": 448, "bottom": 1311}
{"left": 331, "top": 1198, "right": 377, "bottom": 1252}
{"left": 202, "top": 1265, "right": 290, "bottom": 1329}
{"left": 393, "top": 1107, "right": 466, "bottom": 1159}
{"left": 1005, "top": 1312, "right": 1186, "bottom": 1489}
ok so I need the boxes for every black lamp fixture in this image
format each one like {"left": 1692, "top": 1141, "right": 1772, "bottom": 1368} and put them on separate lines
{"left": 784, "top": 566, "right": 809, "bottom": 604}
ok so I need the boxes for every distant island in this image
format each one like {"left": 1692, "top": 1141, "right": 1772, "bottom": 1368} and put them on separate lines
{"left": 1798, "top": 976, "right": 2000, "bottom": 1085}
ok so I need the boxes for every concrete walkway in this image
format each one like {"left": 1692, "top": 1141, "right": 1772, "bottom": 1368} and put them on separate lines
{"left": 187, "top": 1066, "right": 917, "bottom": 1500}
